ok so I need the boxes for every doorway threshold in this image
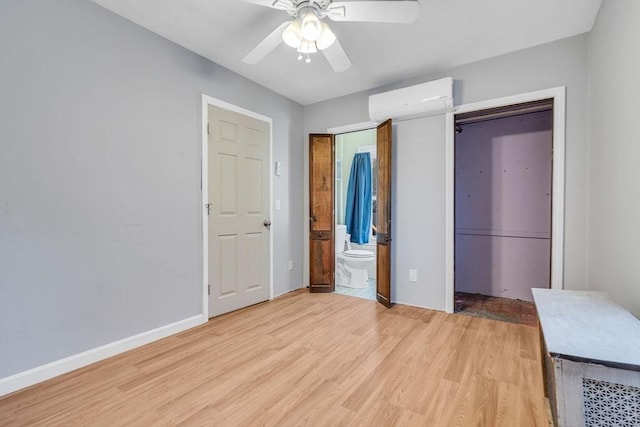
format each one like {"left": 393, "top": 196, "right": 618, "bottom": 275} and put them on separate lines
{"left": 335, "top": 280, "right": 376, "bottom": 301}
{"left": 454, "top": 292, "right": 537, "bottom": 326}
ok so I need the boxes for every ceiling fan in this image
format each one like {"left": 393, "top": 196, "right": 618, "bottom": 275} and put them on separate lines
{"left": 241, "top": 0, "right": 420, "bottom": 72}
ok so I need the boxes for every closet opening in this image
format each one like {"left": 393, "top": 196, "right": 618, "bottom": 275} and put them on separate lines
{"left": 453, "top": 99, "right": 553, "bottom": 325}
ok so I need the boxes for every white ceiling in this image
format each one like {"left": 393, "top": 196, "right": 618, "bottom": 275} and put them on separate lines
{"left": 91, "top": 0, "right": 601, "bottom": 105}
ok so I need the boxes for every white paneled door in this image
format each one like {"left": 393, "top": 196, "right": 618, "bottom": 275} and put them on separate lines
{"left": 208, "top": 105, "right": 270, "bottom": 318}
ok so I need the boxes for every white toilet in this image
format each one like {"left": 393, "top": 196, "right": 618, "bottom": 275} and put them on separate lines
{"left": 335, "top": 224, "right": 375, "bottom": 288}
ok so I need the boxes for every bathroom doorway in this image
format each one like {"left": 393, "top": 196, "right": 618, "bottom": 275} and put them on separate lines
{"left": 334, "top": 129, "right": 378, "bottom": 301}
{"left": 309, "top": 120, "right": 393, "bottom": 307}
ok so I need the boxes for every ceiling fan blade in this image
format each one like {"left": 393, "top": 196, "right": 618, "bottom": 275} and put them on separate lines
{"left": 240, "top": 0, "right": 292, "bottom": 11}
{"left": 328, "top": 0, "right": 420, "bottom": 23}
{"left": 243, "top": 21, "right": 289, "bottom": 64}
{"left": 322, "top": 39, "right": 352, "bottom": 72}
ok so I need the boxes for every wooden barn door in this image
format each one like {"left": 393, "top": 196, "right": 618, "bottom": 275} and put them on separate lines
{"left": 376, "top": 120, "right": 393, "bottom": 307}
{"left": 309, "top": 134, "right": 335, "bottom": 293}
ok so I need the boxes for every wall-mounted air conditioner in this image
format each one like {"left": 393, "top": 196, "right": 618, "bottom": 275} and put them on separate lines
{"left": 368, "top": 77, "right": 453, "bottom": 122}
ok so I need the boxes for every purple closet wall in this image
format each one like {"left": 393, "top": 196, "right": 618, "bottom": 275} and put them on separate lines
{"left": 455, "top": 110, "right": 553, "bottom": 302}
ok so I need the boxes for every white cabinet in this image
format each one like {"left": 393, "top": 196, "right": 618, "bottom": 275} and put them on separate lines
{"left": 533, "top": 289, "right": 640, "bottom": 427}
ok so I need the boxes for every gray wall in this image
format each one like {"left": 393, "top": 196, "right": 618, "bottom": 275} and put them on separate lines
{"left": 0, "top": 0, "right": 304, "bottom": 378}
{"left": 392, "top": 116, "right": 446, "bottom": 308}
{"left": 303, "top": 34, "right": 590, "bottom": 310}
{"left": 587, "top": 0, "right": 640, "bottom": 316}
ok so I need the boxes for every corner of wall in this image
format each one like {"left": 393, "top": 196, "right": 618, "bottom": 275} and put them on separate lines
{"left": 0, "top": 315, "right": 205, "bottom": 397}
{"left": 584, "top": 21, "right": 594, "bottom": 292}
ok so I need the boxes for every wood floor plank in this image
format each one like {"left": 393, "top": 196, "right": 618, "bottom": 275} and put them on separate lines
{"left": 0, "top": 290, "right": 548, "bottom": 426}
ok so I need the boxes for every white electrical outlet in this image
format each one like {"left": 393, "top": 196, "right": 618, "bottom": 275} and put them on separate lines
{"left": 409, "top": 269, "right": 418, "bottom": 282}
{"left": 275, "top": 199, "right": 281, "bottom": 210}
{"left": 288, "top": 260, "right": 293, "bottom": 271}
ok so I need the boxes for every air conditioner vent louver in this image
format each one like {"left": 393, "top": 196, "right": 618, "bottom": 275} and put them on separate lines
{"left": 368, "top": 77, "right": 453, "bottom": 122}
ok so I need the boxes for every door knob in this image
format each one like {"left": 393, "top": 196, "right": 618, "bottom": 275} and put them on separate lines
{"left": 263, "top": 219, "right": 272, "bottom": 228}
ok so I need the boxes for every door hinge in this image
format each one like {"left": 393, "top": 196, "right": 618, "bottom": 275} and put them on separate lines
{"left": 208, "top": 284, "right": 211, "bottom": 296}
{"left": 207, "top": 123, "right": 210, "bottom": 135}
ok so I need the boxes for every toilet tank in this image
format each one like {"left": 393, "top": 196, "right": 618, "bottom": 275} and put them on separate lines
{"left": 335, "top": 225, "right": 346, "bottom": 254}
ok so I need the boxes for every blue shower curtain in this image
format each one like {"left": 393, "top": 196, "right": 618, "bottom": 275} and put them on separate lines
{"left": 345, "top": 152, "right": 372, "bottom": 244}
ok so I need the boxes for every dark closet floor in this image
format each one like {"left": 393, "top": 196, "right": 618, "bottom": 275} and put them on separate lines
{"left": 454, "top": 292, "right": 538, "bottom": 327}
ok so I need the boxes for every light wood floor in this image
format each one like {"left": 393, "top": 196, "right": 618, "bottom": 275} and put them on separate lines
{"left": 0, "top": 290, "right": 549, "bottom": 426}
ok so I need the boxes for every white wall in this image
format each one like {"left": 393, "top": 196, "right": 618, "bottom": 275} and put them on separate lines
{"left": 0, "top": 0, "right": 304, "bottom": 380}
{"left": 304, "top": 34, "right": 589, "bottom": 310}
{"left": 587, "top": 0, "right": 640, "bottom": 316}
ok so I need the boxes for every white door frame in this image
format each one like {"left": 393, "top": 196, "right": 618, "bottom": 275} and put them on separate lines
{"left": 327, "top": 121, "right": 378, "bottom": 135}
{"left": 444, "top": 87, "right": 566, "bottom": 313}
{"left": 201, "top": 94, "right": 274, "bottom": 319}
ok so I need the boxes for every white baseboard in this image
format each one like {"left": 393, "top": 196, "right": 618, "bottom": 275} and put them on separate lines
{"left": 393, "top": 299, "right": 445, "bottom": 312}
{"left": 273, "top": 285, "right": 307, "bottom": 299}
{"left": 0, "top": 314, "right": 205, "bottom": 397}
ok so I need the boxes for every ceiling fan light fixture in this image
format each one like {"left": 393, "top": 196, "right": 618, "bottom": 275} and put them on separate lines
{"left": 243, "top": 0, "right": 420, "bottom": 72}
{"left": 316, "top": 23, "right": 336, "bottom": 50}
{"left": 300, "top": 10, "right": 323, "bottom": 41}
{"left": 299, "top": 39, "right": 317, "bottom": 54}
{"left": 282, "top": 20, "right": 302, "bottom": 48}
